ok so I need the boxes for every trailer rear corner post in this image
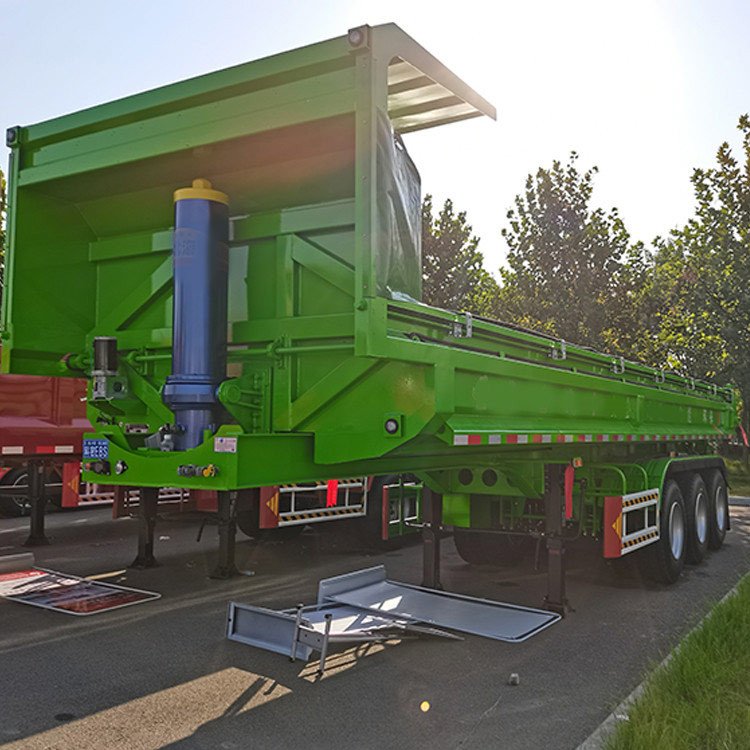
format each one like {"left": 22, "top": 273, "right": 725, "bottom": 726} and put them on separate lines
{"left": 23, "top": 461, "right": 50, "bottom": 547}
{"left": 210, "top": 491, "right": 239, "bottom": 579}
{"left": 543, "top": 464, "right": 570, "bottom": 616}
{"left": 131, "top": 487, "right": 158, "bottom": 568}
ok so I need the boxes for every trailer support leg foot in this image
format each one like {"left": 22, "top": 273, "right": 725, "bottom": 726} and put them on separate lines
{"left": 543, "top": 537, "right": 568, "bottom": 616}
{"left": 421, "top": 488, "right": 443, "bottom": 590}
{"left": 210, "top": 491, "right": 239, "bottom": 579}
{"left": 542, "top": 464, "right": 570, "bottom": 616}
{"left": 131, "top": 487, "right": 158, "bottom": 568}
{"left": 24, "top": 461, "right": 50, "bottom": 547}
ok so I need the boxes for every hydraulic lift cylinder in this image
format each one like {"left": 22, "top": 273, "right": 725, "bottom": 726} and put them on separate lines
{"left": 163, "top": 179, "right": 229, "bottom": 450}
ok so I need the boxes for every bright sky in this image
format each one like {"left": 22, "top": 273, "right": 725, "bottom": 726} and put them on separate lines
{"left": 2, "top": 0, "right": 749, "bottom": 273}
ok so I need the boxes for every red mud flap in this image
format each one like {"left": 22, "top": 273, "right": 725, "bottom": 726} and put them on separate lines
{"left": 603, "top": 489, "right": 660, "bottom": 558}
{"left": 62, "top": 461, "right": 81, "bottom": 508}
{"left": 259, "top": 486, "right": 280, "bottom": 529}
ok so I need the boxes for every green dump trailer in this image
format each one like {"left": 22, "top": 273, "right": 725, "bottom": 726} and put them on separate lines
{"left": 2, "top": 24, "right": 735, "bottom": 611}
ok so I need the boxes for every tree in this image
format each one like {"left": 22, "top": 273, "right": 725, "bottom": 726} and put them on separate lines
{"left": 498, "top": 152, "right": 649, "bottom": 353}
{"left": 421, "top": 195, "right": 499, "bottom": 316}
{"left": 653, "top": 115, "right": 750, "bottom": 435}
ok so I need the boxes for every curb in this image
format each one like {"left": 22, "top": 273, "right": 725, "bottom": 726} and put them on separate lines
{"left": 576, "top": 577, "right": 745, "bottom": 749}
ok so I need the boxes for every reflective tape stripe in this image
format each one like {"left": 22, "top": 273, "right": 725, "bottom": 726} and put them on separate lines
{"left": 281, "top": 506, "right": 364, "bottom": 522}
{"left": 623, "top": 530, "right": 659, "bottom": 548}
{"left": 450, "top": 431, "right": 723, "bottom": 446}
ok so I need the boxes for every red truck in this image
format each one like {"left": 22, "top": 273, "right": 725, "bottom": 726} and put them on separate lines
{"left": 0, "top": 374, "right": 89, "bottom": 516}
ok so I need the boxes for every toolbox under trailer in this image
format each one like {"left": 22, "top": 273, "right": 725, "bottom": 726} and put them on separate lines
{"left": 2, "top": 24, "right": 734, "bottom": 608}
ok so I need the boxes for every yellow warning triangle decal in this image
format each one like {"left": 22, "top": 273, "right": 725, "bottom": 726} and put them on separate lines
{"left": 266, "top": 493, "right": 279, "bottom": 516}
{"left": 612, "top": 515, "right": 622, "bottom": 539}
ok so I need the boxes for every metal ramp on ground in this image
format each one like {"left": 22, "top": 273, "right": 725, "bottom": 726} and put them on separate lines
{"left": 227, "top": 566, "right": 560, "bottom": 674}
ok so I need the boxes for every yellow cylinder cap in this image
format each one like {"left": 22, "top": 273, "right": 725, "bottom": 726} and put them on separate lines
{"left": 173, "top": 178, "right": 228, "bottom": 205}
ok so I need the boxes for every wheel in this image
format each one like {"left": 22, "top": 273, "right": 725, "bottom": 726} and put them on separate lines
{"left": 645, "top": 479, "right": 686, "bottom": 583}
{"left": 453, "top": 529, "right": 531, "bottom": 565}
{"left": 0, "top": 468, "right": 31, "bottom": 517}
{"left": 704, "top": 469, "right": 728, "bottom": 550}
{"left": 0, "top": 466, "right": 65, "bottom": 518}
{"left": 679, "top": 473, "right": 710, "bottom": 564}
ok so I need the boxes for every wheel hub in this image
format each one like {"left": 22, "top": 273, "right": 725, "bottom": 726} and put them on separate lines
{"left": 695, "top": 490, "right": 708, "bottom": 545}
{"left": 715, "top": 485, "right": 727, "bottom": 532}
{"left": 669, "top": 501, "right": 685, "bottom": 560}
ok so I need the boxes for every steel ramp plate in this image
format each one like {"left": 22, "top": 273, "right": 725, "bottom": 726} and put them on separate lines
{"left": 288, "top": 605, "right": 411, "bottom": 635}
{"left": 318, "top": 566, "right": 559, "bottom": 643}
{"left": 227, "top": 601, "right": 421, "bottom": 662}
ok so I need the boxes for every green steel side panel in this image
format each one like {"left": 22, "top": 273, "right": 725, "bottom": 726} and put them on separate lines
{"left": 1, "top": 23, "right": 734, "bottom": 496}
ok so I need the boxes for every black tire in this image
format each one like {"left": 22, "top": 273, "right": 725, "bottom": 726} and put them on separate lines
{"left": 0, "top": 468, "right": 31, "bottom": 517}
{"left": 453, "top": 529, "right": 531, "bottom": 566}
{"left": 645, "top": 479, "right": 686, "bottom": 583}
{"left": 705, "top": 469, "right": 728, "bottom": 550}
{"left": 0, "top": 466, "right": 64, "bottom": 518}
{"left": 679, "top": 473, "right": 710, "bottom": 564}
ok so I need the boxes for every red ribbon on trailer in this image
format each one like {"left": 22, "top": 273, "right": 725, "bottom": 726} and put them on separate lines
{"left": 739, "top": 424, "right": 749, "bottom": 448}
{"left": 326, "top": 480, "right": 339, "bottom": 507}
{"left": 564, "top": 464, "right": 575, "bottom": 519}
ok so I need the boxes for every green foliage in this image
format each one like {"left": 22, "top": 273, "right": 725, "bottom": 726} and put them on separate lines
{"left": 653, "top": 115, "right": 750, "bottom": 427}
{"left": 421, "top": 195, "right": 499, "bottom": 316}
{"left": 498, "top": 152, "right": 649, "bottom": 353}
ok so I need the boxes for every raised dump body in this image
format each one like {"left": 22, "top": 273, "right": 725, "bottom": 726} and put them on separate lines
{"left": 2, "top": 24, "right": 735, "bottom": 600}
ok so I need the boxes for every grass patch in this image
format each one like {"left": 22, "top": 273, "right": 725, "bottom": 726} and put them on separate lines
{"left": 724, "top": 458, "right": 750, "bottom": 497}
{"left": 606, "top": 574, "right": 750, "bottom": 749}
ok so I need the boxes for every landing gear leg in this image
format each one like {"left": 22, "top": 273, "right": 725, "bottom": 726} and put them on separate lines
{"left": 543, "top": 464, "right": 570, "bottom": 616}
{"left": 210, "top": 491, "right": 239, "bottom": 579}
{"left": 131, "top": 487, "right": 158, "bottom": 568}
{"left": 421, "top": 488, "right": 443, "bottom": 589}
{"left": 24, "top": 461, "right": 50, "bottom": 547}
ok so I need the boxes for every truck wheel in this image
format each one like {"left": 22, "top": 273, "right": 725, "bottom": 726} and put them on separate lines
{"left": 646, "top": 479, "right": 686, "bottom": 583}
{"left": 705, "top": 469, "right": 728, "bottom": 550}
{"left": 0, "top": 467, "right": 64, "bottom": 517}
{"left": 679, "top": 473, "right": 710, "bottom": 564}
{"left": 453, "top": 529, "right": 530, "bottom": 565}
{"left": 0, "top": 469, "right": 31, "bottom": 517}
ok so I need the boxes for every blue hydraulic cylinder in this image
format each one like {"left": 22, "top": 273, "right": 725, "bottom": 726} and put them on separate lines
{"left": 163, "top": 179, "right": 229, "bottom": 450}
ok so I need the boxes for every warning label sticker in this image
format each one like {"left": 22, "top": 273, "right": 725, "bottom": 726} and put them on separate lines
{"left": 0, "top": 568, "right": 159, "bottom": 616}
{"left": 214, "top": 436, "right": 238, "bottom": 454}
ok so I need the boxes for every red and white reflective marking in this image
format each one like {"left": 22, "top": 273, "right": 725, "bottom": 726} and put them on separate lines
{"left": 0, "top": 445, "right": 77, "bottom": 456}
{"left": 451, "top": 432, "right": 718, "bottom": 447}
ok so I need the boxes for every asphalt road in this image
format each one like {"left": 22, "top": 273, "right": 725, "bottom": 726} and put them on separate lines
{"left": 0, "top": 503, "right": 748, "bottom": 750}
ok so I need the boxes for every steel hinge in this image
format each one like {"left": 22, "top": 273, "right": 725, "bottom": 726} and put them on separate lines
{"left": 451, "top": 312, "right": 473, "bottom": 339}
{"left": 550, "top": 340, "right": 567, "bottom": 361}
